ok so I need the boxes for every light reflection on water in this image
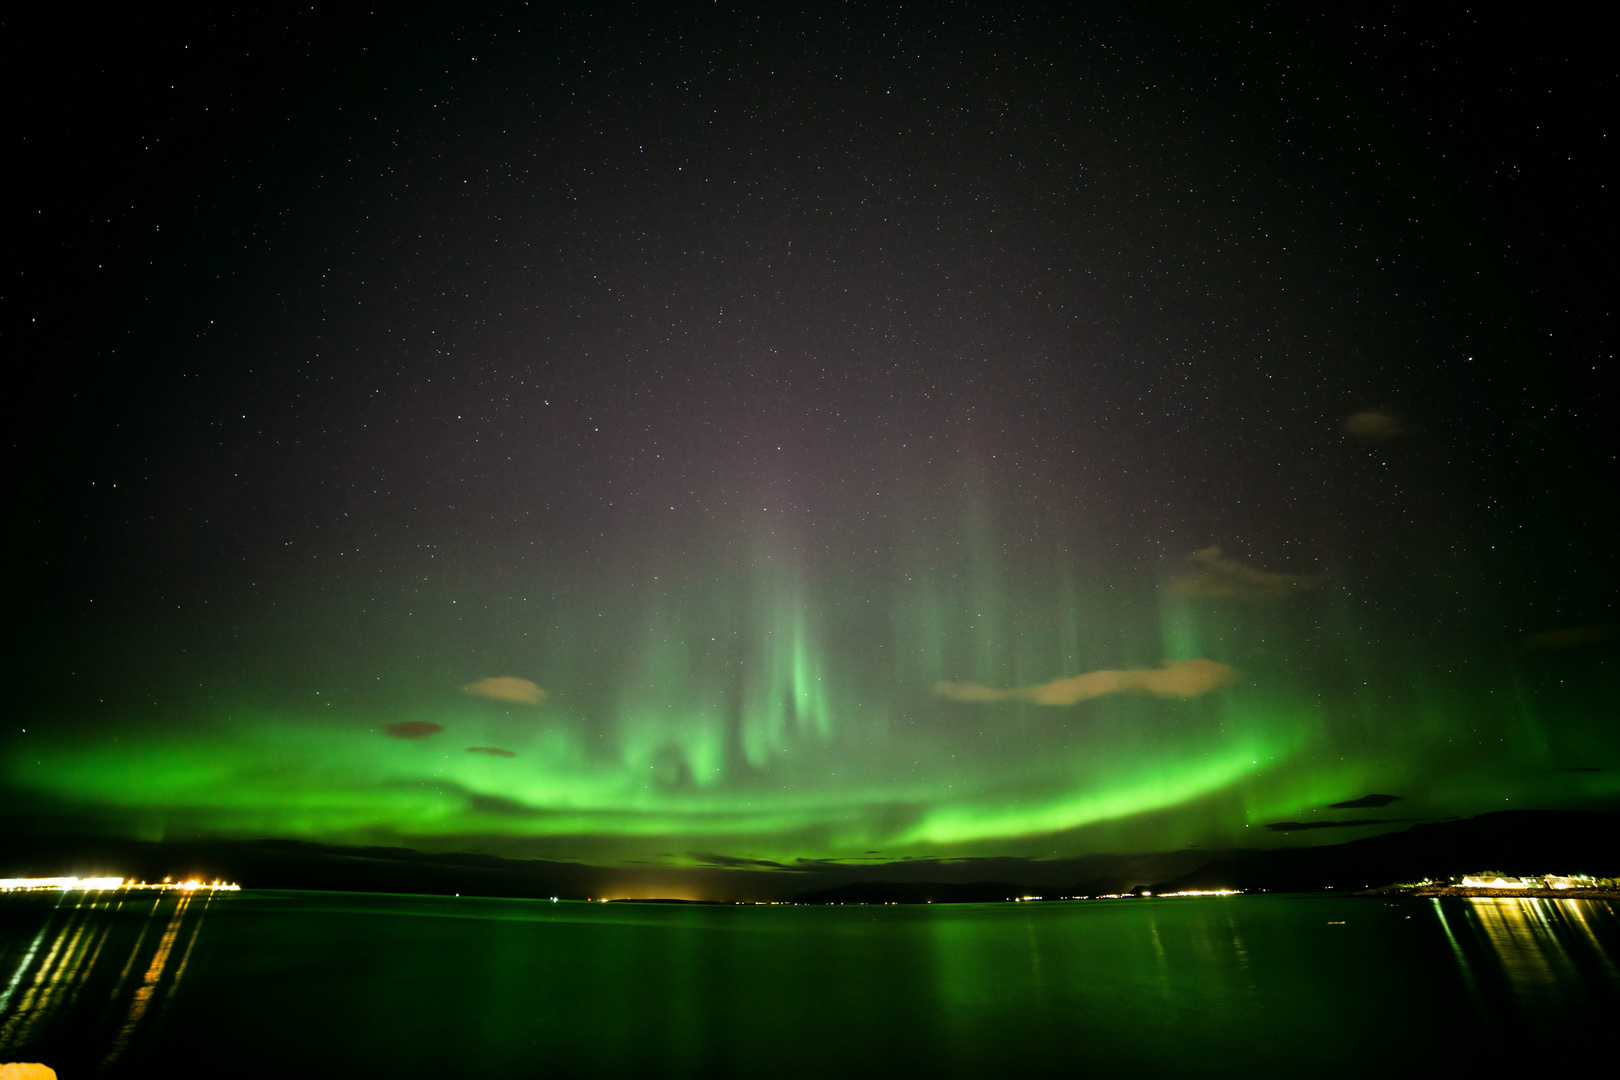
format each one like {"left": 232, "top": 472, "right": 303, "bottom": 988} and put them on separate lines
{"left": 0, "top": 890, "right": 212, "bottom": 1066}
{"left": 2, "top": 891, "right": 1616, "bottom": 1076}
{"left": 1451, "top": 897, "right": 1619, "bottom": 1022}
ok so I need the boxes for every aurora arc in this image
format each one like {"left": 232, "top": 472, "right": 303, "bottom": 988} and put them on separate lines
{"left": 11, "top": 540, "right": 1605, "bottom": 865}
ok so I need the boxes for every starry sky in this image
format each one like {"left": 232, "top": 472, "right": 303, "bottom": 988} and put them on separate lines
{"left": 7, "top": 3, "right": 1616, "bottom": 870}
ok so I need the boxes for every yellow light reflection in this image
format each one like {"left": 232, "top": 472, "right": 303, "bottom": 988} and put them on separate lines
{"left": 1457, "top": 895, "right": 1619, "bottom": 1025}
{"left": 3, "top": 895, "right": 111, "bottom": 1047}
{"left": 104, "top": 894, "right": 194, "bottom": 1066}
{"left": 1467, "top": 897, "right": 1577, "bottom": 996}
{"left": 0, "top": 896, "right": 96, "bottom": 1045}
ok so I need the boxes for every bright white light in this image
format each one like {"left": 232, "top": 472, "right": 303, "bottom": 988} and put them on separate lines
{"left": 0, "top": 876, "right": 125, "bottom": 891}
{"left": 0, "top": 876, "right": 240, "bottom": 893}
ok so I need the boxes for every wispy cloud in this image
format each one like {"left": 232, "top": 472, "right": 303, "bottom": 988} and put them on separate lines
{"left": 384, "top": 721, "right": 443, "bottom": 740}
{"left": 1328, "top": 793, "right": 1401, "bottom": 809}
{"left": 1344, "top": 409, "right": 1406, "bottom": 440}
{"left": 1265, "top": 819, "right": 1400, "bottom": 832}
{"left": 936, "top": 658, "right": 1239, "bottom": 706}
{"left": 462, "top": 676, "right": 547, "bottom": 705}
{"left": 934, "top": 681, "right": 1008, "bottom": 703}
{"left": 467, "top": 746, "right": 516, "bottom": 758}
{"left": 687, "top": 853, "right": 802, "bottom": 871}
{"left": 1522, "top": 624, "right": 1617, "bottom": 651}
{"left": 1164, "top": 546, "right": 1324, "bottom": 599}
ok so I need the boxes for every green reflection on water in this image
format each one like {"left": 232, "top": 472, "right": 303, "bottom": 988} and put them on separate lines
{"left": 5, "top": 892, "right": 1615, "bottom": 1077}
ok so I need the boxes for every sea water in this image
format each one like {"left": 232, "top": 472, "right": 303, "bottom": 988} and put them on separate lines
{"left": 1, "top": 889, "right": 1615, "bottom": 1076}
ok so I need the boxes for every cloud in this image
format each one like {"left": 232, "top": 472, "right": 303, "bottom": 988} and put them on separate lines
{"left": 1522, "top": 624, "right": 1618, "bottom": 651}
{"left": 467, "top": 746, "right": 516, "bottom": 758}
{"left": 1344, "top": 409, "right": 1406, "bottom": 440}
{"left": 1328, "top": 793, "right": 1401, "bottom": 809}
{"left": 462, "top": 676, "right": 547, "bottom": 705}
{"left": 384, "top": 721, "right": 443, "bottom": 740}
{"left": 687, "top": 853, "right": 803, "bottom": 871}
{"left": 465, "top": 792, "right": 545, "bottom": 817}
{"left": 936, "top": 658, "right": 1239, "bottom": 706}
{"left": 934, "top": 681, "right": 1010, "bottom": 703}
{"left": 1264, "top": 819, "right": 1401, "bottom": 832}
{"left": 1164, "top": 546, "right": 1325, "bottom": 599}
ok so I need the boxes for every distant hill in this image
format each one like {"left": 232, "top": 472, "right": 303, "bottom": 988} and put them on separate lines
{"left": 0, "top": 834, "right": 604, "bottom": 899}
{"left": 792, "top": 881, "right": 1022, "bottom": 905}
{"left": 5, "top": 810, "right": 1614, "bottom": 903}
{"left": 0, "top": 832, "right": 1221, "bottom": 901}
{"left": 1151, "top": 810, "right": 1620, "bottom": 893}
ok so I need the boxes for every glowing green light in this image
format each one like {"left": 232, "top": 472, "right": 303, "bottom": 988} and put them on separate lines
{"left": 11, "top": 533, "right": 1604, "bottom": 863}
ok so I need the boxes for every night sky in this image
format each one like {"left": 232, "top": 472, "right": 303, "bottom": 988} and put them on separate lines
{"left": 8, "top": 3, "right": 1615, "bottom": 872}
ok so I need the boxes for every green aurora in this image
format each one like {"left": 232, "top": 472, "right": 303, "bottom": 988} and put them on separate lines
{"left": 12, "top": 534, "right": 1616, "bottom": 865}
{"left": 9, "top": 4, "right": 1615, "bottom": 877}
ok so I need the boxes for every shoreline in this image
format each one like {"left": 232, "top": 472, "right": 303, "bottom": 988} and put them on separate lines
{"left": 1358, "top": 886, "right": 1620, "bottom": 900}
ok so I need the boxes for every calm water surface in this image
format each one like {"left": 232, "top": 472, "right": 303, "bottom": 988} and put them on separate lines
{"left": 2, "top": 889, "right": 1615, "bottom": 1076}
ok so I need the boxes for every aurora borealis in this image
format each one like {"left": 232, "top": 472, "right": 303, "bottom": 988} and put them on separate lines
{"left": 8, "top": 4, "right": 1615, "bottom": 875}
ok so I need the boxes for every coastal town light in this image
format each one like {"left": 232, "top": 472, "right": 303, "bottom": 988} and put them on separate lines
{"left": 0, "top": 876, "right": 126, "bottom": 892}
{"left": 0, "top": 877, "right": 241, "bottom": 893}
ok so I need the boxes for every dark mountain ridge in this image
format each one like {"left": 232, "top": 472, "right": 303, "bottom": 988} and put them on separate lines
{"left": 3, "top": 810, "right": 1614, "bottom": 903}
{"left": 1152, "top": 810, "right": 1620, "bottom": 893}
{"left": 791, "top": 881, "right": 1023, "bottom": 905}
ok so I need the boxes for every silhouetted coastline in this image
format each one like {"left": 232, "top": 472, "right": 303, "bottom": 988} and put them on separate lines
{"left": 4, "top": 809, "right": 1616, "bottom": 904}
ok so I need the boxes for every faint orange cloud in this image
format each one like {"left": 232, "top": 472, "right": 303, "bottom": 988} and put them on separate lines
{"left": 384, "top": 721, "right": 443, "bottom": 740}
{"left": 932, "top": 681, "right": 1009, "bottom": 703}
{"left": 1344, "top": 409, "right": 1406, "bottom": 440}
{"left": 936, "top": 658, "right": 1238, "bottom": 706}
{"left": 1165, "top": 546, "right": 1324, "bottom": 599}
{"left": 462, "top": 676, "right": 547, "bottom": 705}
{"left": 1522, "top": 624, "right": 1618, "bottom": 651}
{"left": 467, "top": 746, "right": 517, "bottom": 758}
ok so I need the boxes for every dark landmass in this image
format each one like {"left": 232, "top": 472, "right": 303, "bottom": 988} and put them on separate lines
{"left": 0, "top": 831, "right": 1223, "bottom": 902}
{"left": 1153, "top": 810, "right": 1620, "bottom": 894}
{"left": 0, "top": 834, "right": 608, "bottom": 900}
{"left": 606, "top": 898, "right": 727, "bottom": 905}
{"left": 5, "top": 810, "right": 1615, "bottom": 903}
{"left": 792, "top": 881, "right": 1022, "bottom": 905}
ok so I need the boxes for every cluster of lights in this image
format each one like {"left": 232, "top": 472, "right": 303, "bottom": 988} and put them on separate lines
{"left": 0, "top": 876, "right": 128, "bottom": 892}
{"left": 1458, "top": 874, "right": 1597, "bottom": 890}
{"left": 0, "top": 876, "right": 240, "bottom": 893}
{"left": 166, "top": 879, "right": 241, "bottom": 892}
{"left": 1015, "top": 893, "right": 1246, "bottom": 900}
